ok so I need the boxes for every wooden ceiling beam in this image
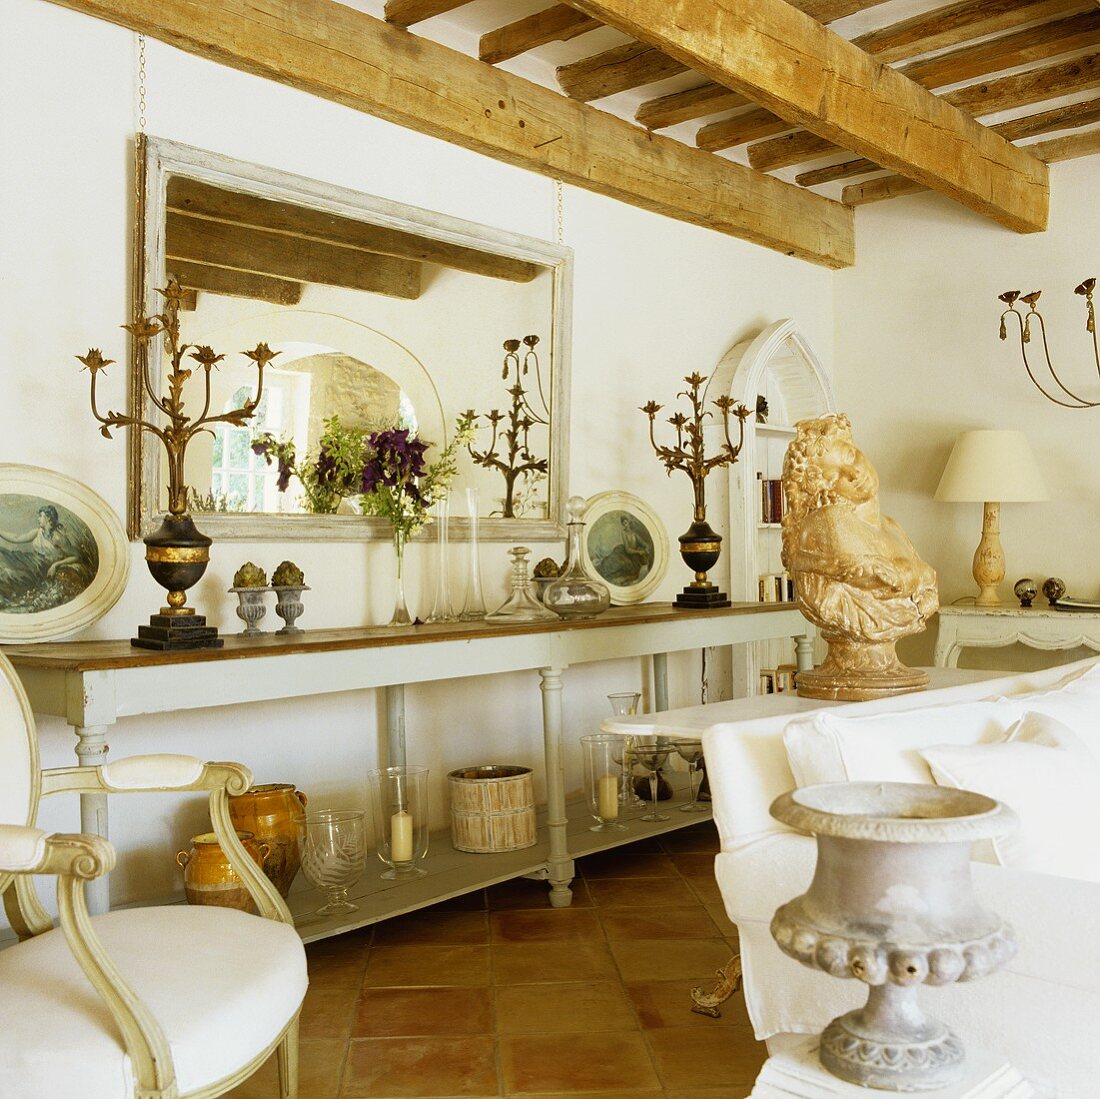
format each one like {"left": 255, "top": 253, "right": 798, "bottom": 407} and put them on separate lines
{"left": 479, "top": 6, "right": 599, "bottom": 66}
{"left": 48, "top": 0, "right": 852, "bottom": 267}
{"left": 570, "top": 0, "right": 1048, "bottom": 232}
{"left": 749, "top": 132, "right": 837, "bottom": 171}
{"left": 166, "top": 176, "right": 541, "bottom": 282}
{"left": 556, "top": 41, "right": 687, "bottom": 101}
{"left": 166, "top": 260, "right": 305, "bottom": 306}
{"left": 698, "top": 108, "right": 793, "bottom": 151}
{"left": 637, "top": 83, "right": 747, "bottom": 130}
{"left": 797, "top": 158, "right": 880, "bottom": 187}
{"left": 1029, "top": 126, "right": 1100, "bottom": 161}
{"left": 383, "top": 0, "right": 473, "bottom": 29}
{"left": 166, "top": 213, "right": 423, "bottom": 299}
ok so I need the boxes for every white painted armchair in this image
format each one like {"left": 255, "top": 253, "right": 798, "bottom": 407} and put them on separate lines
{"left": 0, "top": 652, "right": 308, "bottom": 1098}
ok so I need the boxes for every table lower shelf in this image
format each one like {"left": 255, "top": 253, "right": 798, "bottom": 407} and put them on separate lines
{"left": 288, "top": 780, "right": 711, "bottom": 943}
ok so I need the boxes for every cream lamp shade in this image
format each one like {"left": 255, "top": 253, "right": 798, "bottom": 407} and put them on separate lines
{"left": 934, "top": 430, "right": 1047, "bottom": 606}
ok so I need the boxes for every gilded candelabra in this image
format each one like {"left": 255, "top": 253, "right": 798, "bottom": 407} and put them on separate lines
{"left": 641, "top": 372, "right": 750, "bottom": 608}
{"left": 998, "top": 277, "right": 1099, "bottom": 407}
{"left": 78, "top": 280, "right": 276, "bottom": 649}
{"left": 466, "top": 335, "right": 549, "bottom": 519}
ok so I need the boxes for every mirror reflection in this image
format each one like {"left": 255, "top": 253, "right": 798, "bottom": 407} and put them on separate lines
{"left": 138, "top": 138, "right": 571, "bottom": 539}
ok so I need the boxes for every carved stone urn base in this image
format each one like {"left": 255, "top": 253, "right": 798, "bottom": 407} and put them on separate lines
{"left": 797, "top": 637, "right": 928, "bottom": 701}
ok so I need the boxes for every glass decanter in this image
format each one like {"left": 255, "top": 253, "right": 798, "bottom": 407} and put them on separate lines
{"left": 486, "top": 547, "right": 557, "bottom": 623}
{"left": 544, "top": 497, "right": 611, "bottom": 620}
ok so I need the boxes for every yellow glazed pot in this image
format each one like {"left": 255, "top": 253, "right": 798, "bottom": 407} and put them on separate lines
{"left": 228, "top": 783, "right": 308, "bottom": 898}
{"left": 176, "top": 831, "right": 269, "bottom": 913}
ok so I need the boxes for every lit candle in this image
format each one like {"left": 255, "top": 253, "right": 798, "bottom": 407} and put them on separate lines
{"left": 391, "top": 810, "right": 414, "bottom": 863}
{"left": 597, "top": 773, "right": 619, "bottom": 820}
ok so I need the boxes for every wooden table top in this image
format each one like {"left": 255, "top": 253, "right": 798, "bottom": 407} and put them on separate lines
{"left": 1, "top": 601, "right": 802, "bottom": 672}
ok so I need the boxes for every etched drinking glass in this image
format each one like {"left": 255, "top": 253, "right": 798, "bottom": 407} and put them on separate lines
{"left": 673, "top": 738, "right": 707, "bottom": 813}
{"left": 631, "top": 737, "right": 671, "bottom": 823}
{"left": 299, "top": 809, "right": 368, "bottom": 916}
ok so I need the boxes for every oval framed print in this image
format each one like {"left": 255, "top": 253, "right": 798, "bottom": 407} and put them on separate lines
{"left": 0, "top": 465, "right": 130, "bottom": 643}
{"left": 581, "top": 491, "right": 669, "bottom": 605}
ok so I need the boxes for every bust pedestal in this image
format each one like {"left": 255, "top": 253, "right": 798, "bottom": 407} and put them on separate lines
{"left": 749, "top": 1036, "right": 1036, "bottom": 1099}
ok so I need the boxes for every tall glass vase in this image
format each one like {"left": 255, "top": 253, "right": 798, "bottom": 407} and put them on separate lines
{"left": 426, "top": 494, "right": 457, "bottom": 623}
{"left": 389, "top": 528, "right": 413, "bottom": 627}
{"left": 458, "top": 487, "right": 487, "bottom": 621}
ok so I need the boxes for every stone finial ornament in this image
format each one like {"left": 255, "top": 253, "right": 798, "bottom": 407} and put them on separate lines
{"left": 781, "top": 414, "right": 939, "bottom": 700}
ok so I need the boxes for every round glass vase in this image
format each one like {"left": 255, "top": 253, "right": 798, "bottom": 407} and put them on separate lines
{"left": 368, "top": 765, "right": 430, "bottom": 878}
{"left": 580, "top": 734, "right": 628, "bottom": 833}
{"left": 544, "top": 497, "right": 611, "bottom": 621}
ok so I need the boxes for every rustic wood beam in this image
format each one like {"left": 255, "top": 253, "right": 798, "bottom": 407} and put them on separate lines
{"left": 383, "top": 0, "right": 473, "bottom": 29}
{"left": 167, "top": 259, "right": 304, "bottom": 305}
{"left": 166, "top": 213, "right": 423, "bottom": 299}
{"left": 1029, "top": 126, "right": 1100, "bottom": 161}
{"left": 790, "top": 51, "right": 1100, "bottom": 177}
{"left": 47, "top": 0, "right": 853, "bottom": 267}
{"left": 749, "top": 132, "right": 837, "bottom": 172}
{"left": 556, "top": 41, "right": 687, "bottom": 101}
{"left": 797, "top": 158, "right": 880, "bottom": 187}
{"left": 842, "top": 176, "right": 929, "bottom": 206}
{"left": 797, "top": 0, "right": 890, "bottom": 18}
{"left": 637, "top": 83, "right": 747, "bottom": 130}
{"left": 698, "top": 109, "right": 793, "bottom": 151}
{"left": 569, "top": 0, "right": 1047, "bottom": 231}
{"left": 898, "top": 10, "right": 1100, "bottom": 90}
{"left": 479, "top": 6, "right": 600, "bottom": 66}
{"left": 167, "top": 176, "right": 541, "bottom": 282}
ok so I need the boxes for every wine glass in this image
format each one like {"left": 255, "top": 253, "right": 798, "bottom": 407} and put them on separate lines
{"left": 607, "top": 692, "right": 644, "bottom": 810}
{"left": 674, "top": 738, "right": 707, "bottom": 813}
{"left": 299, "top": 809, "right": 368, "bottom": 915}
{"left": 631, "top": 737, "right": 670, "bottom": 823}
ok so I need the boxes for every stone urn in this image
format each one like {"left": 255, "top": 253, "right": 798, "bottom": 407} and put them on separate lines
{"left": 176, "top": 830, "right": 270, "bottom": 913}
{"left": 769, "top": 783, "right": 1018, "bottom": 1092}
{"left": 228, "top": 783, "right": 308, "bottom": 898}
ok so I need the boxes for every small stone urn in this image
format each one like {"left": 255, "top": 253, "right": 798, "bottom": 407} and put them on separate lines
{"left": 229, "top": 562, "right": 271, "bottom": 637}
{"left": 769, "top": 783, "right": 1018, "bottom": 1092}
{"left": 271, "top": 560, "right": 309, "bottom": 634}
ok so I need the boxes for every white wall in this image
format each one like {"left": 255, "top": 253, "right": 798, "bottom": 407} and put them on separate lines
{"left": 835, "top": 158, "right": 1100, "bottom": 668}
{"left": 0, "top": 0, "right": 834, "bottom": 909}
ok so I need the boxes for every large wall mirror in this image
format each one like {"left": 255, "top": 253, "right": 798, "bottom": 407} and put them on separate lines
{"left": 133, "top": 136, "right": 572, "bottom": 541}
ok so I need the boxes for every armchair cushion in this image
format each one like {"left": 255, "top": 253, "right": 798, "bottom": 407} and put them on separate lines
{"left": 0, "top": 906, "right": 307, "bottom": 1098}
{"left": 0, "top": 824, "right": 53, "bottom": 871}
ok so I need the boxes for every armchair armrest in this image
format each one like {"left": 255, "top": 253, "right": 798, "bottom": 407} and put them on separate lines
{"left": 42, "top": 755, "right": 253, "bottom": 796}
{"left": 0, "top": 823, "right": 114, "bottom": 878}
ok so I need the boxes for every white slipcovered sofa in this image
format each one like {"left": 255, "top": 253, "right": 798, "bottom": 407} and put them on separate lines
{"left": 702, "top": 657, "right": 1100, "bottom": 1099}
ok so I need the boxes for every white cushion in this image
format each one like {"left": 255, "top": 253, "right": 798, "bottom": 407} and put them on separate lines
{"left": 920, "top": 712, "right": 1100, "bottom": 883}
{"left": 783, "top": 699, "right": 1022, "bottom": 787}
{"left": 0, "top": 906, "right": 307, "bottom": 1097}
{"left": 995, "top": 661, "right": 1100, "bottom": 761}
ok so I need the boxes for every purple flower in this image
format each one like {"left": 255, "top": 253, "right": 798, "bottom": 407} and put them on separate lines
{"left": 362, "top": 428, "right": 429, "bottom": 499}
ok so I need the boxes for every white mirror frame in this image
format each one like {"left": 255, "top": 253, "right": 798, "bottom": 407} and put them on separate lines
{"left": 132, "top": 135, "right": 573, "bottom": 543}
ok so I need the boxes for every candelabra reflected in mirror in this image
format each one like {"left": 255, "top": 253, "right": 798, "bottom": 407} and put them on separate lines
{"left": 640, "top": 372, "right": 749, "bottom": 608}
{"left": 998, "top": 277, "right": 1099, "bottom": 407}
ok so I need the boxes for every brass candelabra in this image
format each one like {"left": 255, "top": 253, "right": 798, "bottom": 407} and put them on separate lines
{"left": 78, "top": 280, "right": 276, "bottom": 649}
{"left": 641, "top": 372, "right": 749, "bottom": 608}
{"left": 466, "top": 335, "right": 549, "bottom": 519}
{"left": 998, "top": 278, "right": 1099, "bottom": 408}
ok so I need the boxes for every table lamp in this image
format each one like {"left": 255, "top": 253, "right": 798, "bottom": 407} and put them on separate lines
{"left": 934, "top": 430, "right": 1048, "bottom": 606}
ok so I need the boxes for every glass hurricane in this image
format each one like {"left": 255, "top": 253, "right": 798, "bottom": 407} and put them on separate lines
{"left": 299, "top": 809, "right": 368, "bottom": 916}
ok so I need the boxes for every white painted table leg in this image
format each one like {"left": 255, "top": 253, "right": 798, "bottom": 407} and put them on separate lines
{"left": 385, "top": 684, "right": 407, "bottom": 768}
{"left": 539, "top": 666, "right": 573, "bottom": 908}
{"left": 795, "top": 634, "right": 814, "bottom": 673}
{"left": 653, "top": 652, "right": 669, "bottom": 712}
{"left": 74, "top": 723, "right": 111, "bottom": 915}
{"left": 933, "top": 625, "right": 961, "bottom": 668}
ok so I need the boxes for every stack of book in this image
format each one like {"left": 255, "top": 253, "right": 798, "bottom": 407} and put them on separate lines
{"left": 759, "top": 663, "right": 798, "bottom": 694}
{"left": 758, "top": 572, "right": 795, "bottom": 603}
{"left": 758, "top": 474, "right": 785, "bottom": 523}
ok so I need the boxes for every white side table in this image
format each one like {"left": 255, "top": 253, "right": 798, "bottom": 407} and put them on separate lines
{"left": 934, "top": 605, "right": 1100, "bottom": 668}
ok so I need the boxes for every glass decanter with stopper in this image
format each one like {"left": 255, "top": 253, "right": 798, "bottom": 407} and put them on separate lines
{"left": 486, "top": 547, "right": 557, "bottom": 623}
{"left": 544, "top": 497, "right": 611, "bottom": 620}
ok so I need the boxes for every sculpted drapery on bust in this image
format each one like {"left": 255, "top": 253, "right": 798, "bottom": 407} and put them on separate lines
{"left": 781, "top": 415, "right": 939, "bottom": 700}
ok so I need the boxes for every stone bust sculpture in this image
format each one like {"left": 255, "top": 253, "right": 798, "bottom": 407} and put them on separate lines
{"left": 781, "top": 414, "right": 938, "bottom": 700}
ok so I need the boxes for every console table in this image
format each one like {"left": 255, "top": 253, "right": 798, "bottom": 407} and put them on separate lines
{"left": 4, "top": 602, "right": 813, "bottom": 935}
{"left": 933, "top": 605, "right": 1100, "bottom": 668}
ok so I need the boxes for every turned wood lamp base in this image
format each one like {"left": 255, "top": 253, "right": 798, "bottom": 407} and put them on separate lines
{"left": 972, "top": 501, "right": 1005, "bottom": 607}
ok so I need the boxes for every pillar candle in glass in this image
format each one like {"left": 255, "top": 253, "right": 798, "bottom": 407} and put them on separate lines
{"left": 368, "top": 765, "right": 430, "bottom": 878}
{"left": 581, "top": 734, "right": 629, "bottom": 833}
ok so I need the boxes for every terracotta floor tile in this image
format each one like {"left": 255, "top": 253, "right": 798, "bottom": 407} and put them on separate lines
{"left": 626, "top": 978, "right": 751, "bottom": 1028}
{"left": 353, "top": 986, "right": 493, "bottom": 1037}
{"left": 432, "top": 889, "right": 488, "bottom": 911}
{"left": 501, "top": 1032, "right": 660, "bottom": 1094}
{"left": 645, "top": 1025, "right": 767, "bottom": 1089}
{"left": 495, "top": 981, "right": 636, "bottom": 1034}
{"left": 577, "top": 849, "right": 678, "bottom": 879}
{"left": 704, "top": 903, "right": 741, "bottom": 939}
{"left": 342, "top": 1035, "right": 498, "bottom": 1097}
{"left": 224, "top": 1038, "right": 345, "bottom": 1099}
{"left": 658, "top": 822, "right": 720, "bottom": 854}
{"left": 687, "top": 876, "right": 726, "bottom": 905}
{"left": 586, "top": 876, "right": 698, "bottom": 908}
{"left": 372, "top": 910, "right": 490, "bottom": 946}
{"left": 363, "top": 944, "right": 491, "bottom": 987}
{"left": 505, "top": 1092, "right": 663, "bottom": 1099}
{"left": 666, "top": 1088, "right": 753, "bottom": 1098}
{"left": 487, "top": 876, "right": 592, "bottom": 910}
{"left": 610, "top": 938, "right": 737, "bottom": 983}
{"left": 300, "top": 982, "right": 361, "bottom": 1040}
{"left": 600, "top": 905, "right": 720, "bottom": 940}
{"left": 669, "top": 851, "right": 717, "bottom": 881}
{"left": 490, "top": 907, "right": 604, "bottom": 943}
{"left": 492, "top": 940, "right": 619, "bottom": 984}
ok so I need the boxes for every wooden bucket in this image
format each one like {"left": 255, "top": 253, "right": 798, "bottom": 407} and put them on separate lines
{"left": 448, "top": 765, "right": 537, "bottom": 853}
